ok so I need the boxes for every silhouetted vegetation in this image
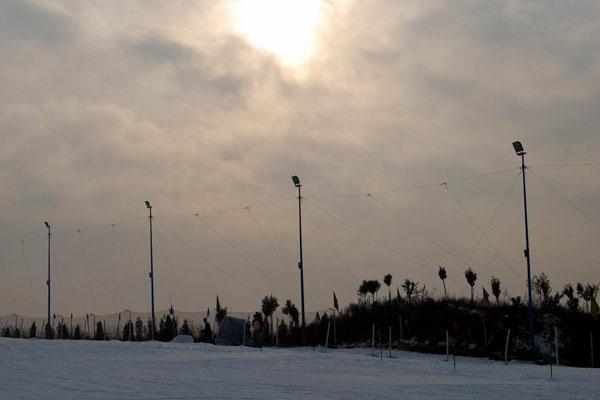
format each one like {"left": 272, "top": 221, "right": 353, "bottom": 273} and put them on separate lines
{"left": 2, "top": 270, "right": 598, "bottom": 368}
{"left": 464, "top": 268, "right": 477, "bottom": 304}
{"left": 298, "top": 272, "right": 600, "bottom": 367}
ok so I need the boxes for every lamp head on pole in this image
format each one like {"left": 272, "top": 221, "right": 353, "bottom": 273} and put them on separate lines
{"left": 145, "top": 200, "right": 151, "bottom": 209}
{"left": 44, "top": 221, "right": 50, "bottom": 229}
{"left": 512, "top": 141, "right": 526, "bottom": 156}
{"left": 291, "top": 175, "right": 301, "bottom": 187}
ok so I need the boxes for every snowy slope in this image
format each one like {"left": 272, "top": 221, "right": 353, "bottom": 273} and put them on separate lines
{"left": 0, "top": 337, "right": 597, "bottom": 399}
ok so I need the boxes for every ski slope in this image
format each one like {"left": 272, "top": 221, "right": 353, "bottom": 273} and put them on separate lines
{"left": 0, "top": 337, "right": 597, "bottom": 399}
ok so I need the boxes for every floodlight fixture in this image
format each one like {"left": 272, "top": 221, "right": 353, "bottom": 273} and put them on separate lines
{"left": 145, "top": 200, "right": 151, "bottom": 209}
{"left": 292, "top": 175, "right": 301, "bottom": 187}
{"left": 512, "top": 141, "right": 525, "bottom": 156}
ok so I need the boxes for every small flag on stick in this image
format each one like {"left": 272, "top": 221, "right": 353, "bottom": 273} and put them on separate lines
{"left": 482, "top": 287, "right": 491, "bottom": 307}
{"left": 333, "top": 291, "right": 339, "bottom": 311}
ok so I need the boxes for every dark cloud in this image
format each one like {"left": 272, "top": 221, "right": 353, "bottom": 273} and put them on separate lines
{"left": 0, "top": 0, "right": 75, "bottom": 44}
{"left": 124, "top": 34, "right": 196, "bottom": 63}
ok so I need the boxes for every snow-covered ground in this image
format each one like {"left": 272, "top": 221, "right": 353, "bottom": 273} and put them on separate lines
{"left": 0, "top": 337, "right": 597, "bottom": 399}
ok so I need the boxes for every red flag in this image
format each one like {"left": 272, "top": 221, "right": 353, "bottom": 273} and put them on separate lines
{"left": 333, "top": 291, "right": 339, "bottom": 311}
{"left": 482, "top": 287, "right": 491, "bottom": 307}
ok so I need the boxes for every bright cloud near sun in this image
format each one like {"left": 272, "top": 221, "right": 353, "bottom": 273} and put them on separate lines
{"left": 230, "top": 0, "right": 324, "bottom": 66}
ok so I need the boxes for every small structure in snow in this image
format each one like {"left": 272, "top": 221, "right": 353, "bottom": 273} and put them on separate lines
{"left": 215, "top": 317, "right": 245, "bottom": 346}
{"left": 171, "top": 335, "right": 193, "bottom": 343}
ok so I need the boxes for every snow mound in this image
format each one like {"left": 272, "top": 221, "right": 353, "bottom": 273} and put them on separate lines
{"left": 170, "top": 335, "right": 193, "bottom": 343}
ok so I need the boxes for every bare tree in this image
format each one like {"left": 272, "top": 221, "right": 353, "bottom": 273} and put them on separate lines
{"left": 357, "top": 280, "right": 369, "bottom": 302}
{"left": 402, "top": 279, "right": 422, "bottom": 304}
{"left": 367, "top": 280, "right": 381, "bottom": 302}
{"left": 383, "top": 274, "right": 393, "bottom": 302}
{"left": 464, "top": 268, "right": 477, "bottom": 304}
{"left": 562, "top": 283, "right": 580, "bottom": 312}
{"left": 490, "top": 276, "right": 501, "bottom": 304}
{"left": 261, "top": 295, "right": 279, "bottom": 335}
{"left": 438, "top": 266, "right": 447, "bottom": 299}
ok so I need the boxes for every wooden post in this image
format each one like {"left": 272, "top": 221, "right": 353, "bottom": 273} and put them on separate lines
{"left": 379, "top": 326, "right": 383, "bottom": 360}
{"left": 371, "top": 324, "right": 375, "bottom": 357}
{"left": 276, "top": 318, "right": 279, "bottom": 347}
{"left": 325, "top": 319, "right": 331, "bottom": 353}
{"left": 388, "top": 326, "right": 392, "bottom": 358}
{"left": 445, "top": 330, "right": 449, "bottom": 362}
{"left": 504, "top": 328, "right": 511, "bottom": 365}
{"left": 554, "top": 326, "right": 559, "bottom": 366}
{"left": 453, "top": 353, "right": 456, "bottom": 372}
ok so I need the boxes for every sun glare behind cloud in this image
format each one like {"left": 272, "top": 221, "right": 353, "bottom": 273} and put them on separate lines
{"left": 230, "top": 0, "right": 324, "bottom": 67}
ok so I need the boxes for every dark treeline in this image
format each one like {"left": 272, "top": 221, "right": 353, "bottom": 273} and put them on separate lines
{"left": 1, "top": 305, "right": 219, "bottom": 344}
{"left": 1, "top": 269, "right": 598, "bottom": 367}
{"left": 303, "top": 271, "right": 600, "bottom": 368}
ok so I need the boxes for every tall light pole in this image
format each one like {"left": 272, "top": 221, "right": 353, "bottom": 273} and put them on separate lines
{"left": 145, "top": 200, "right": 156, "bottom": 341}
{"left": 512, "top": 141, "right": 535, "bottom": 354}
{"left": 292, "top": 175, "right": 306, "bottom": 344}
{"left": 44, "top": 221, "right": 52, "bottom": 339}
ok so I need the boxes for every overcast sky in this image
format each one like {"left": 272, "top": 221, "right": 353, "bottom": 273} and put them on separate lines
{"left": 1, "top": 0, "right": 599, "bottom": 317}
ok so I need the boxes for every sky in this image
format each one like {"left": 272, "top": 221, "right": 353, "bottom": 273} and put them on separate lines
{"left": 1, "top": 0, "right": 599, "bottom": 318}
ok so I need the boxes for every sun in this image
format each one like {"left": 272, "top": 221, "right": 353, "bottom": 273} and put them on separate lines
{"left": 229, "top": 0, "right": 324, "bottom": 67}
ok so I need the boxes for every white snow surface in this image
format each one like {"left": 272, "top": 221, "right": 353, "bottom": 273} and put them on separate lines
{"left": 1, "top": 338, "right": 597, "bottom": 399}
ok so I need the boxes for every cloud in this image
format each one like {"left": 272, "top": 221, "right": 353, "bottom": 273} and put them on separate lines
{"left": 1, "top": 0, "right": 599, "bottom": 316}
{"left": 0, "top": 0, "right": 75, "bottom": 44}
